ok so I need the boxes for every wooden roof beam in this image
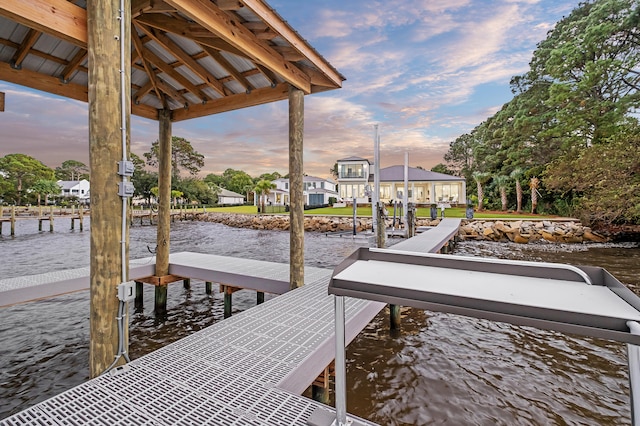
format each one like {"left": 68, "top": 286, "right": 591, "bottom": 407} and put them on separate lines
{"left": 199, "top": 44, "right": 252, "bottom": 92}
{"left": 60, "top": 49, "right": 87, "bottom": 82}
{"left": 132, "top": 26, "right": 163, "bottom": 100}
{"left": 137, "top": 24, "right": 229, "bottom": 96}
{"left": 155, "top": 77, "right": 189, "bottom": 107}
{"left": 172, "top": 82, "right": 289, "bottom": 121}
{"left": 241, "top": 0, "right": 344, "bottom": 88}
{"left": 11, "top": 29, "right": 42, "bottom": 69}
{"left": 217, "top": 0, "right": 244, "bottom": 11}
{"left": 0, "top": 0, "right": 87, "bottom": 48}
{"left": 134, "top": 14, "right": 246, "bottom": 57}
{"left": 164, "top": 0, "right": 311, "bottom": 93}
{"left": 132, "top": 0, "right": 176, "bottom": 17}
{"left": 141, "top": 45, "right": 209, "bottom": 102}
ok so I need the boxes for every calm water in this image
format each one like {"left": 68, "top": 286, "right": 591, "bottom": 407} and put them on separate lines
{"left": 1, "top": 219, "right": 639, "bottom": 425}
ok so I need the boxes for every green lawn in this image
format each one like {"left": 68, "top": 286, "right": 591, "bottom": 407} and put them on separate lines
{"left": 205, "top": 205, "right": 551, "bottom": 219}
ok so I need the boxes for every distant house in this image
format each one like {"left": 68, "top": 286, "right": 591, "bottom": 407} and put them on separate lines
{"left": 336, "top": 157, "right": 466, "bottom": 204}
{"left": 57, "top": 179, "right": 90, "bottom": 202}
{"left": 218, "top": 188, "right": 245, "bottom": 205}
{"left": 256, "top": 176, "right": 339, "bottom": 207}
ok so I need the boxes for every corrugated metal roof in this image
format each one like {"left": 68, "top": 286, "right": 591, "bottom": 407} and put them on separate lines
{"left": 0, "top": 0, "right": 345, "bottom": 121}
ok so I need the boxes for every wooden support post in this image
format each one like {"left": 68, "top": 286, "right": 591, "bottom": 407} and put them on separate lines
{"left": 257, "top": 291, "right": 265, "bottom": 305}
{"left": 79, "top": 205, "right": 84, "bottom": 231}
{"left": 11, "top": 206, "right": 15, "bottom": 236}
{"left": 223, "top": 286, "right": 232, "bottom": 319}
{"left": 312, "top": 364, "right": 333, "bottom": 404}
{"left": 71, "top": 217, "right": 75, "bottom": 230}
{"left": 155, "top": 285, "right": 168, "bottom": 315}
{"left": 155, "top": 109, "right": 172, "bottom": 315}
{"left": 289, "top": 85, "right": 304, "bottom": 289}
{"left": 135, "top": 281, "right": 143, "bottom": 310}
{"left": 390, "top": 304, "right": 401, "bottom": 329}
{"left": 49, "top": 206, "right": 54, "bottom": 232}
{"left": 88, "top": 0, "right": 131, "bottom": 378}
{"left": 183, "top": 278, "right": 191, "bottom": 289}
{"left": 205, "top": 281, "right": 212, "bottom": 295}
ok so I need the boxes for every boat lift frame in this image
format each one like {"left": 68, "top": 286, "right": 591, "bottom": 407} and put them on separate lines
{"left": 309, "top": 247, "right": 640, "bottom": 426}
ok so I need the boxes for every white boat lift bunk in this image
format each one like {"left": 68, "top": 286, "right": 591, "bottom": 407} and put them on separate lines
{"left": 309, "top": 247, "right": 640, "bottom": 426}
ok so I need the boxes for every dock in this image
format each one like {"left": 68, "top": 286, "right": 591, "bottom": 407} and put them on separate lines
{"left": 0, "top": 218, "right": 465, "bottom": 425}
{"left": 1, "top": 254, "right": 383, "bottom": 425}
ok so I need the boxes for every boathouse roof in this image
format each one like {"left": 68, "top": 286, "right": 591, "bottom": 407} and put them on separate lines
{"left": 0, "top": 0, "right": 345, "bottom": 121}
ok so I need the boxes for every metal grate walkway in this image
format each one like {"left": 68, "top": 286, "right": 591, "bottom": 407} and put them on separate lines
{"left": 1, "top": 256, "right": 382, "bottom": 426}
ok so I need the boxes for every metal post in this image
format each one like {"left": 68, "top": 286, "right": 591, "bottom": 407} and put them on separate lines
{"left": 628, "top": 321, "right": 640, "bottom": 425}
{"left": 403, "top": 151, "right": 408, "bottom": 232}
{"left": 372, "top": 125, "right": 380, "bottom": 236}
{"left": 352, "top": 196, "right": 357, "bottom": 235}
{"left": 334, "top": 295, "right": 347, "bottom": 425}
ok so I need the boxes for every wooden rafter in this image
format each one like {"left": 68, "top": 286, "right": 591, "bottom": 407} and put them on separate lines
{"left": 131, "top": 25, "right": 163, "bottom": 101}
{"left": 217, "top": 0, "right": 244, "bottom": 11}
{"left": 199, "top": 44, "right": 252, "bottom": 92}
{"left": 0, "top": 0, "right": 87, "bottom": 48}
{"left": 134, "top": 14, "right": 246, "bottom": 58}
{"left": 136, "top": 23, "right": 229, "bottom": 96}
{"left": 60, "top": 49, "right": 87, "bottom": 82}
{"left": 163, "top": 0, "right": 311, "bottom": 93}
{"left": 11, "top": 29, "right": 41, "bottom": 68}
{"left": 241, "top": 0, "right": 344, "bottom": 88}
{"left": 171, "top": 82, "right": 289, "bottom": 121}
{"left": 132, "top": 0, "right": 177, "bottom": 18}
{"left": 155, "top": 77, "right": 189, "bottom": 106}
{"left": 140, "top": 44, "right": 208, "bottom": 102}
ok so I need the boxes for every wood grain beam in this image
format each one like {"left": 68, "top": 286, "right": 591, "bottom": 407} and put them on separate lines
{"left": 60, "top": 49, "right": 87, "bottom": 82}
{"left": 0, "top": 60, "right": 87, "bottom": 101}
{"left": 137, "top": 24, "right": 228, "bottom": 96}
{"left": 200, "top": 44, "right": 252, "bottom": 91}
{"left": 164, "top": 0, "right": 311, "bottom": 93}
{"left": 0, "top": 0, "right": 87, "bottom": 48}
{"left": 132, "top": 24, "right": 164, "bottom": 100}
{"left": 217, "top": 0, "right": 243, "bottom": 10}
{"left": 171, "top": 82, "right": 288, "bottom": 121}
{"left": 11, "top": 29, "right": 42, "bottom": 68}
{"left": 241, "top": 0, "right": 344, "bottom": 89}
{"left": 134, "top": 14, "right": 245, "bottom": 57}
{"left": 140, "top": 44, "right": 208, "bottom": 102}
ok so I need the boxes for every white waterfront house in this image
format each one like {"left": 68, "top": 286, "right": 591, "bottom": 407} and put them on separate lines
{"left": 256, "top": 176, "right": 339, "bottom": 207}
{"left": 57, "top": 179, "right": 90, "bottom": 202}
{"left": 336, "top": 157, "right": 466, "bottom": 205}
{"left": 217, "top": 188, "right": 245, "bottom": 205}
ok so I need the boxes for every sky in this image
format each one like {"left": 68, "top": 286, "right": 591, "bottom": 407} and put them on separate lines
{"left": 0, "top": 0, "right": 578, "bottom": 180}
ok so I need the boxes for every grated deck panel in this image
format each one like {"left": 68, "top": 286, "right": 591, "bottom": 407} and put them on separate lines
{"left": 1, "top": 258, "right": 380, "bottom": 426}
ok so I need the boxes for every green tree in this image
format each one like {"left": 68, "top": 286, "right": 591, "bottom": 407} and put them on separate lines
{"left": 257, "top": 171, "right": 282, "bottom": 182}
{"left": 176, "top": 177, "right": 216, "bottom": 204}
{"left": 329, "top": 162, "right": 338, "bottom": 179}
{"left": 431, "top": 163, "right": 453, "bottom": 175}
{"left": 254, "top": 179, "right": 276, "bottom": 214}
{"left": 144, "top": 136, "right": 204, "bottom": 178}
{"left": 510, "top": 168, "right": 525, "bottom": 213}
{"left": 492, "top": 175, "right": 510, "bottom": 211}
{"left": 0, "top": 153, "right": 55, "bottom": 205}
{"left": 31, "top": 179, "right": 61, "bottom": 206}
{"left": 216, "top": 168, "right": 254, "bottom": 195}
{"left": 472, "top": 172, "right": 491, "bottom": 211}
{"left": 55, "top": 160, "right": 89, "bottom": 181}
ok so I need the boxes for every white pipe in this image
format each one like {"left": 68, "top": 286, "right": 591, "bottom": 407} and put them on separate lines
{"left": 373, "top": 124, "right": 380, "bottom": 235}
{"left": 119, "top": 0, "right": 127, "bottom": 284}
{"left": 628, "top": 321, "right": 640, "bottom": 426}
{"left": 403, "top": 151, "right": 408, "bottom": 231}
{"left": 334, "top": 295, "right": 347, "bottom": 425}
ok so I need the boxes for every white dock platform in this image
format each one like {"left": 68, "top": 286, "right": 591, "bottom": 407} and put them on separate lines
{"left": 391, "top": 218, "right": 461, "bottom": 253}
{"left": 1, "top": 254, "right": 383, "bottom": 425}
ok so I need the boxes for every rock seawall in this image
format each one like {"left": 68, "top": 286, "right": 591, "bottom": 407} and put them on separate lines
{"left": 191, "top": 213, "right": 607, "bottom": 243}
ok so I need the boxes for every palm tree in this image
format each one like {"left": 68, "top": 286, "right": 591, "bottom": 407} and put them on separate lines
{"left": 472, "top": 171, "right": 490, "bottom": 211}
{"left": 530, "top": 177, "right": 540, "bottom": 214}
{"left": 493, "top": 175, "right": 510, "bottom": 211}
{"left": 510, "top": 168, "right": 524, "bottom": 213}
{"left": 254, "top": 179, "right": 276, "bottom": 214}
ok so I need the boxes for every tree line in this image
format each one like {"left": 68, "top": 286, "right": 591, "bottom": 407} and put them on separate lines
{"left": 0, "top": 137, "right": 285, "bottom": 206}
{"left": 444, "top": 0, "right": 640, "bottom": 225}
